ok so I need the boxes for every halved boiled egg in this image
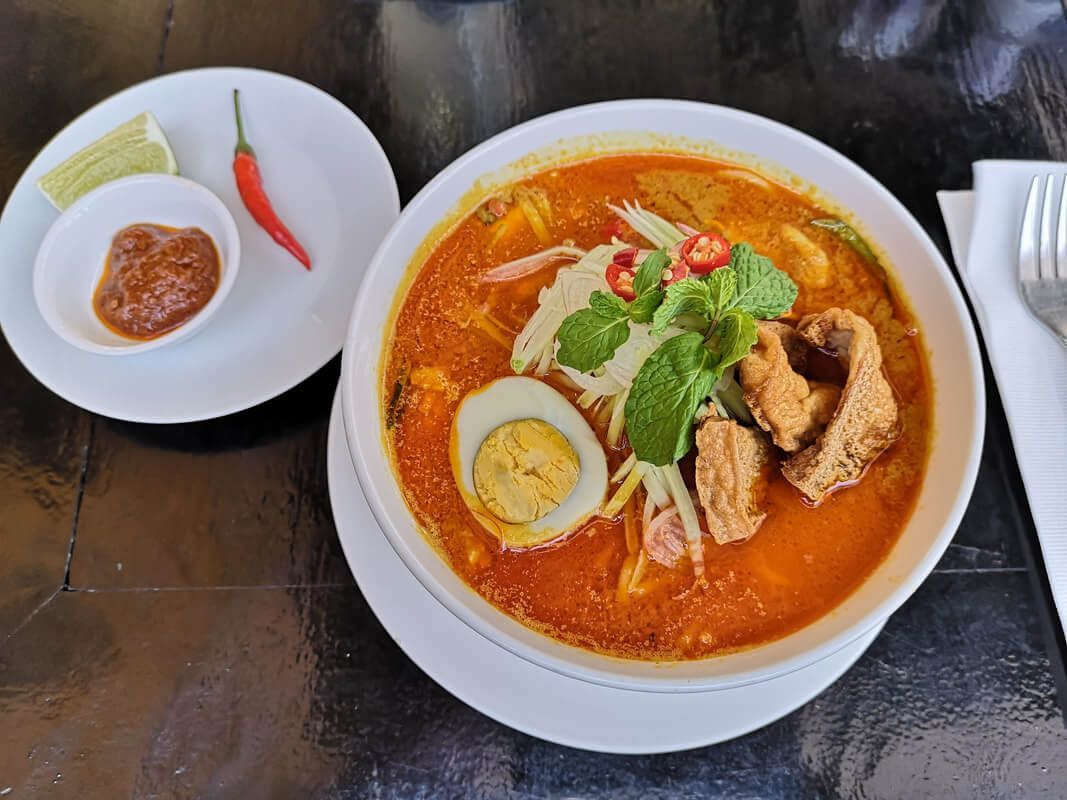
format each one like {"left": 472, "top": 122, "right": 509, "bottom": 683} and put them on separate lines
{"left": 450, "top": 376, "right": 608, "bottom": 549}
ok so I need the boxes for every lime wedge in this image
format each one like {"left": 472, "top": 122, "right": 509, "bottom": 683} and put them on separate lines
{"left": 37, "top": 112, "right": 179, "bottom": 211}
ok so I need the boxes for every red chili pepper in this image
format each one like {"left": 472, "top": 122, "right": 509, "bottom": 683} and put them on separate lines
{"left": 612, "top": 247, "right": 639, "bottom": 269}
{"left": 680, "top": 232, "right": 730, "bottom": 273}
{"left": 605, "top": 262, "right": 637, "bottom": 300}
{"left": 662, "top": 253, "right": 689, "bottom": 286}
{"left": 600, "top": 218, "right": 629, "bottom": 242}
{"left": 232, "top": 89, "right": 311, "bottom": 270}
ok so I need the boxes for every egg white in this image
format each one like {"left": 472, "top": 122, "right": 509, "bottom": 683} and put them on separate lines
{"left": 450, "top": 376, "right": 608, "bottom": 548}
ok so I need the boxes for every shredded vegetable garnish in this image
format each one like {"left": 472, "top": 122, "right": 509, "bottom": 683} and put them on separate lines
{"left": 594, "top": 393, "right": 616, "bottom": 425}
{"left": 469, "top": 310, "right": 512, "bottom": 350}
{"left": 510, "top": 269, "right": 605, "bottom": 373}
{"left": 516, "top": 187, "right": 552, "bottom": 245}
{"left": 611, "top": 451, "right": 637, "bottom": 484}
{"left": 577, "top": 388, "right": 600, "bottom": 409}
{"left": 711, "top": 368, "right": 753, "bottom": 424}
{"left": 607, "top": 200, "right": 686, "bottom": 249}
{"left": 606, "top": 386, "right": 629, "bottom": 448}
{"left": 534, "top": 344, "right": 554, "bottom": 376}
{"left": 615, "top": 552, "right": 639, "bottom": 603}
{"left": 508, "top": 246, "right": 623, "bottom": 373}
{"left": 660, "top": 463, "right": 704, "bottom": 577}
{"left": 480, "top": 245, "right": 585, "bottom": 283}
{"left": 603, "top": 461, "right": 646, "bottom": 519}
{"left": 488, "top": 206, "right": 525, "bottom": 249}
{"left": 642, "top": 491, "right": 656, "bottom": 532}
{"left": 559, "top": 363, "right": 624, "bottom": 398}
{"left": 623, "top": 493, "right": 639, "bottom": 554}
{"left": 627, "top": 550, "right": 648, "bottom": 594}
{"left": 641, "top": 467, "right": 670, "bottom": 510}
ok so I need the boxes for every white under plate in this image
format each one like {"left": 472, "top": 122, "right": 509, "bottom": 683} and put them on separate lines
{"left": 0, "top": 67, "right": 398, "bottom": 422}
{"left": 325, "top": 388, "right": 883, "bottom": 754}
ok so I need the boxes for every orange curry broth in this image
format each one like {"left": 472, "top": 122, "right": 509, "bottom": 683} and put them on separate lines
{"left": 383, "top": 153, "right": 930, "bottom": 660}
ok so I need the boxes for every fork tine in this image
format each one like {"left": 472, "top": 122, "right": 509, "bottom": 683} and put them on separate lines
{"left": 1040, "top": 174, "right": 1056, "bottom": 279}
{"left": 1019, "top": 175, "right": 1040, "bottom": 282}
{"left": 1057, "top": 175, "right": 1067, "bottom": 280}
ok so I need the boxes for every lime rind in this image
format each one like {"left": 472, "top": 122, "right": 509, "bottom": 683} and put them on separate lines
{"left": 37, "top": 112, "right": 179, "bottom": 211}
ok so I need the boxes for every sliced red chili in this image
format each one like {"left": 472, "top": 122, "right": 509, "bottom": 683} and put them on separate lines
{"left": 601, "top": 218, "right": 629, "bottom": 242}
{"left": 681, "top": 232, "right": 730, "bottom": 273}
{"left": 661, "top": 254, "right": 689, "bottom": 286}
{"left": 612, "top": 247, "right": 639, "bottom": 269}
{"left": 605, "top": 262, "right": 637, "bottom": 301}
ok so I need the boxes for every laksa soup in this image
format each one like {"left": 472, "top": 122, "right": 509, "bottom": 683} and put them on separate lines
{"left": 382, "top": 153, "right": 930, "bottom": 661}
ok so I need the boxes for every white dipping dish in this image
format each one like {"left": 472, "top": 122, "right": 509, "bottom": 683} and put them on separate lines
{"left": 33, "top": 173, "right": 240, "bottom": 356}
{"left": 341, "top": 100, "right": 985, "bottom": 693}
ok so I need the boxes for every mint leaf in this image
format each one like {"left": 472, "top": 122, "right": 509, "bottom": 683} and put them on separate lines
{"left": 704, "top": 267, "right": 737, "bottom": 317}
{"left": 633, "top": 249, "right": 669, "bottom": 297}
{"left": 589, "top": 290, "right": 628, "bottom": 316}
{"left": 624, "top": 332, "right": 719, "bottom": 466}
{"left": 708, "top": 308, "right": 758, "bottom": 370}
{"left": 556, "top": 295, "right": 631, "bottom": 372}
{"left": 671, "top": 311, "right": 711, "bottom": 332}
{"left": 728, "top": 243, "right": 798, "bottom": 319}
{"left": 650, "top": 278, "right": 712, "bottom": 334}
{"left": 628, "top": 288, "right": 664, "bottom": 324}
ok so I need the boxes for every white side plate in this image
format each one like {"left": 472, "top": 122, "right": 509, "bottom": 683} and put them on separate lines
{"left": 0, "top": 67, "right": 398, "bottom": 422}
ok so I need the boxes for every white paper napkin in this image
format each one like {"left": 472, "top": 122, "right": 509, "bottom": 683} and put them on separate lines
{"left": 938, "top": 160, "right": 1067, "bottom": 640}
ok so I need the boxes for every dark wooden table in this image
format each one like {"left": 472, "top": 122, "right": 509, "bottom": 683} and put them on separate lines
{"left": 3, "top": 1, "right": 1067, "bottom": 797}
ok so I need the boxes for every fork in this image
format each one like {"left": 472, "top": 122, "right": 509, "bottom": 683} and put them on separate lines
{"left": 1019, "top": 174, "right": 1067, "bottom": 346}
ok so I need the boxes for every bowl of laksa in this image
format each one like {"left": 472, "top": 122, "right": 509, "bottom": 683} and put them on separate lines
{"left": 341, "top": 101, "right": 983, "bottom": 692}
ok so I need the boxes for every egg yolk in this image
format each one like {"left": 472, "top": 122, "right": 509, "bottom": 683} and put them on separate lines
{"left": 473, "top": 418, "right": 580, "bottom": 524}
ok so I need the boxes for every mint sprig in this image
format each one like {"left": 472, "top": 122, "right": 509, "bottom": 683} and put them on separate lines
{"left": 625, "top": 243, "right": 795, "bottom": 464}
{"left": 556, "top": 239, "right": 797, "bottom": 465}
{"left": 650, "top": 278, "right": 713, "bottom": 335}
{"left": 705, "top": 267, "right": 737, "bottom": 315}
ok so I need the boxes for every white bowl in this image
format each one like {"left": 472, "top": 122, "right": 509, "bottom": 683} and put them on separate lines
{"left": 340, "top": 100, "right": 985, "bottom": 693}
{"left": 33, "top": 173, "right": 240, "bottom": 356}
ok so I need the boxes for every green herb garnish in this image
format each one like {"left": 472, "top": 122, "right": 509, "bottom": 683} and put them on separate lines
{"left": 625, "top": 243, "right": 796, "bottom": 465}
{"left": 705, "top": 267, "right": 737, "bottom": 315}
{"left": 555, "top": 249, "right": 670, "bottom": 371}
{"left": 650, "top": 278, "right": 714, "bottom": 335}
{"left": 810, "top": 218, "right": 889, "bottom": 283}
{"left": 555, "top": 291, "right": 631, "bottom": 372}
{"left": 727, "top": 243, "right": 798, "bottom": 319}
{"left": 628, "top": 288, "right": 664, "bottom": 324}
{"left": 623, "top": 333, "right": 718, "bottom": 466}
{"left": 811, "top": 218, "right": 876, "bottom": 263}
{"left": 633, "top": 249, "right": 670, "bottom": 297}
{"left": 707, "top": 308, "right": 758, "bottom": 370}
{"left": 556, "top": 239, "right": 797, "bottom": 465}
